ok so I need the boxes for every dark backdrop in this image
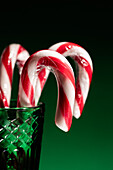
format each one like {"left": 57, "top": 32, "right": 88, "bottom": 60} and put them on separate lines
{"left": 0, "top": 1, "right": 113, "bottom": 170}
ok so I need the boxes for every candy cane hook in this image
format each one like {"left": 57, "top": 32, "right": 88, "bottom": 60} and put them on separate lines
{"left": 49, "top": 42, "right": 93, "bottom": 118}
{"left": 18, "top": 50, "right": 75, "bottom": 132}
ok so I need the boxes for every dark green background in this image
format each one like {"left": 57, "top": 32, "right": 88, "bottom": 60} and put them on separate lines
{"left": 0, "top": 2, "right": 113, "bottom": 170}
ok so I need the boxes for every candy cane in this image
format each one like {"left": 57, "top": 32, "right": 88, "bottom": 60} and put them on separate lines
{"left": 17, "top": 50, "right": 75, "bottom": 132}
{"left": 0, "top": 44, "right": 30, "bottom": 107}
{"left": 49, "top": 42, "right": 93, "bottom": 118}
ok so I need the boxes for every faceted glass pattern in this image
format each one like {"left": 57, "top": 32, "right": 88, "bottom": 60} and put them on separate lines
{"left": 0, "top": 102, "right": 44, "bottom": 170}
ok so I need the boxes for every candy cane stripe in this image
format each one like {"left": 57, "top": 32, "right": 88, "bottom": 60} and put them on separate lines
{"left": 0, "top": 87, "right": 8, "bottom": 107}
{"left": 21, "top": 67, "right": 35, "bottom": 106}
{"left": 56, "top": 42, "right": 81, "bottom": 54}
{"left": 17, "top": 45, "right": 25, "bottom": 55}
{"left": 74, "top": 55, "right": 92, "bottom": 84}
{"left": 75, "top": 79, "right": 84, "bottom": 114}
{"left": 38, "top": 68, "right": 47, "bottom": 89}
{"left": 58, "top": 82, "right": 72, "bottom": 130}
{"left": 0, "top": 61, "right": 11, "bottom": 105}
{"left": 1, "top": 46, "right": 13, "bottom": 84}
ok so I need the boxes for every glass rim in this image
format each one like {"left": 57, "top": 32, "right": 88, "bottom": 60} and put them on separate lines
{"left": 0, "top": 101, "right": 44, "bottom": 112}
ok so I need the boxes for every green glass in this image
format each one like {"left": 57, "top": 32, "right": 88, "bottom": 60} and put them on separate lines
{"left": 0, "top": 102, "right": 45, "bottom": 170}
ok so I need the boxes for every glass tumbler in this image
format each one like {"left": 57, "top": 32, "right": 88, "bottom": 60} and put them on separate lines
{"left": 0, "top": 102, "right": 45, "bottom": 170}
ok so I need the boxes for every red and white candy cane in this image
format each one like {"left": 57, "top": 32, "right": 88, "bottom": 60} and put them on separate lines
{"left": 49, "top": 42, "right": 93, "bottom": 118}
{"left": 0, "top": 44, "right": 30, "bottom": 107}
{"left": 17, "top": 50, "right": 75, "bottom": 132}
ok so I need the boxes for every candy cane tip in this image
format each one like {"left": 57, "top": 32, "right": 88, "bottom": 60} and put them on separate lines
{"left": 55, "top": 119, "right": 70, "bottom": 132}
{"left": 55, "top": 123, "right": 69, "bottom": 132}
{"left": 74, "top": 114, "right": 80, "bottom": 119}
{"left": 73, "top": 108, "right": 81, "bottom": 119}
